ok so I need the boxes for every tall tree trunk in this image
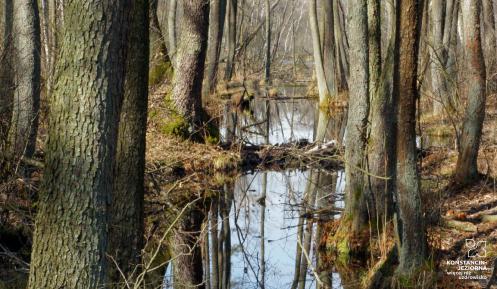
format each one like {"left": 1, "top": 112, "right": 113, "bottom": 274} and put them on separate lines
{"left": 203, "top": 0, "right": 227, "bottom": 97}
{"left": 333, "top": 0, "right": 349, "bottom": 91}
{"left": 224, "top": 0, "right": 237, "bottom": 80}
{"left": 482, "top": 0, "right": 497, "bottom": 93}
{"left": 172, "top": 0, "right": 210, "bottom": 135}
{"left": 454, "top": 0, "right": 486, "bottom": 185}
{"left": 337, "top": 0, "right": 370, "bottom": 255}
{"left": 27, "top": 1, "right": 130, "bottom": 288}
{"left": 7, "top": 0, "right": 41, "bottom": 164}
{"left": 264, "top": 0, "right": 271, "bottom": 83}
{"left": 322, "top": 0, "right": 338, "bottom": 97}
{"left": 46, "top": 0, "right": 61, "bottom": 95}
{"left": 168, "top": 0, "right": 178, "bottom": 66}
{"left": 367, "top": 0, "right": 395, "bottom": 226}
{"left": 309, "top": 0, "right": 330, "bottom": 105}
{"left": 430, "top": 0, "right": 451, "bottom": 114}
{"left": 445, "top": 0, "right": 460, "bottom": 109}
{"left": 108, "top": 0, "right": 149, "bottom": 286}
{"left": 0, "top": 0, "right": 14, "bottom": 146}
{"left": 393, "top": 0, "right": 427, "bottom": 275}
{"left": 171, "top": 1, "right": 210, "bottom": 285}
{"left": 40, "top": 0, "right": 50, "bottom": 81}
{"left": 150, "top": 0, "right": 170, "bottom": 64}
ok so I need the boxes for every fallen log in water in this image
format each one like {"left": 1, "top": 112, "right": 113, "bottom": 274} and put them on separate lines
{"left": 230, "top": 140, "right": 343, "bottom": 171}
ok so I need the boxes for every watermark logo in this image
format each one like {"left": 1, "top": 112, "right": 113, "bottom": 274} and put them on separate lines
{"left": 444, "top": 238, "right": 491, "bottom": 281}
{"left": 466, "top": 238, "right": 487, "bottom": 258}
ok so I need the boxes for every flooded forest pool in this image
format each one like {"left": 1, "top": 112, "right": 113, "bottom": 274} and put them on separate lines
{"left": 162, "top": 86, "right": 452, "bottom": 289}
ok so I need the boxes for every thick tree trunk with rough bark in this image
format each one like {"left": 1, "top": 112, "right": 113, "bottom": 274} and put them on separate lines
{"left": 337, "top": 0, "right": 370, "bottom": 257}
{"left": 172, "top": 0, "right": 210, "bottom": 133}
{"left": 367, "top": 0, "right": 395, "bottom": 225}
{"left": 203, "top": 0, "right": 227, "bottom": 97}
{"left": 108, "top": 0, "right": 149, "bottom": 286}
{"left": 27, "top": 1, "right": 130, "bottom": 288}
{"left": 7, "top": 0, "right": 41, "bottom": 163}
{"left": 393, "top": 0, "right": 427, "bottom": 275}
{"left": 309, "top": 0, "right": 330, "bottom": 105}
{"left": 454, "top": 0, "right": 486, "bottom": 185}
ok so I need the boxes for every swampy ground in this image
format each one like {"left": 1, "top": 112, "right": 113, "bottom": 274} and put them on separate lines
{"left": 1, "top": 80, "right": 497, "bottom": 289}
{"left": 145, "top": 80, "right": 497, "bottom": 288}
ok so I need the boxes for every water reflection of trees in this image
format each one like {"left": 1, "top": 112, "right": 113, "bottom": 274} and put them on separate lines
{"left": 223, "top": 102, "right": 346, "bottom": 146}
{"left": 199, "top": 102, "right": 347, "bottom": 289}
{"left": 166, "top": 98, "right": 349, "bottom": 289}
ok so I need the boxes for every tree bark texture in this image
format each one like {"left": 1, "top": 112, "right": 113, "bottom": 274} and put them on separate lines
{"left": 27, "top": 1, "right": 130, "bottom": 288}
{"left": 0, "top": 0, "right": 14, "bottom": 144}
{"left": 224, "top": 0, "right": 237, "bottom": 80}
{"left": 172, "top": 0, "right": 210, "bottom": 131}
{"left": 309, "top": 0, "right": 330, "bottom": 104}
{"left": 343, "top": 0, "right": 370, "bottom": 234}
{"left": 264, "top": 0, "right": 271, "bottom": 83}
{"left": 393, "top": 0, "right": 427, "bottom": 274}
{"left": 203, "top": 0, "right": 227, "bottom": 97}
{"left": 108, "top": 0, "right": 149, "bottom": 285}
{"left": 150, "top": 0, "right": 170, "bottom": 64}
{"left": 482, "top": 0, "right": 497, "bottom": 93}
{"left": 454, "top": 0, "right": 486, "bottom": 185}
{"left": 7, "top": 0, "right": 41, "bottom": 161}
{"left": 366, "top": 0, "right": 395, "bottom": 224}
{"left": 168, "top": 0, "right": 178, "bottom": 66}
{"left": 430, "top": 0, "right": 451, "bottom": 114}
{"left": 333, "top": 0, "right": 349, "bottom": 91}
{"left": 322, "top": 0, "right": 338, "bottom": 97}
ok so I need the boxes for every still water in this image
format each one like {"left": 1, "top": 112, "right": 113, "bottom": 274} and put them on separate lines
{"left": 220, "top": 86, "right": 346, "bottom": 146}
{"left": 165, "top": 87, "right": 347, "bottom": 289}
{"left": 164, "top": 87, "right": 451, "bottom": 288}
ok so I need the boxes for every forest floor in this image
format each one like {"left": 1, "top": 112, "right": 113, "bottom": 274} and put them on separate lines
{"left": 422, "top": 94, "right": 497, "bottom": 288}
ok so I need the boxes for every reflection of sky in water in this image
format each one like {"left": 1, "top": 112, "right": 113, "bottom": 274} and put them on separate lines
{"left": 230, "top": 170, "right": 344, "bottom": 289}
{"left": 230, "top": 170, "right": 307, "bottom": 289}
{"left": 162, "top": 169, "right": 345, "bottom": 289}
